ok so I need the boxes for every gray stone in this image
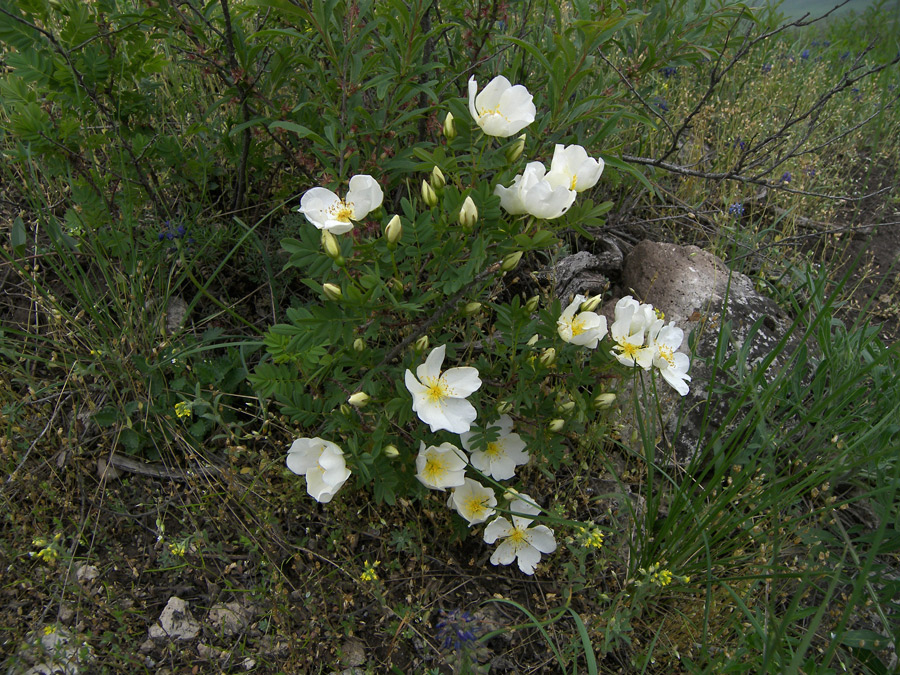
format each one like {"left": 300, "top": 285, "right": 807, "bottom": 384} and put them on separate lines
{"left": 7, "top": 626, "right": 93, "bottom": 675}
{"left": 608, "top": 240, "right": 808, "bottom": 465}
{"left": 148, "top": 597, "right": 200, "bottom": 642}
{"left": 207, "top": 602, "right": 249, "bottom": 637}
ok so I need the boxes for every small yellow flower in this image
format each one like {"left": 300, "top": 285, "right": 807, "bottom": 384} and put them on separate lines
{"left": 577, "top": 526, "right": 605, "bottom": 550}
{"left": 650, "top": 568, "right": 673, "bottom": 586}
{"left": 361, "top": 560, "right": 380, "bottom": 582}
{"left": 168, "top": 541, "right": 187, "bottom": 557}
{"left": 174, "top": 401, "right": 192, "bottom": 419}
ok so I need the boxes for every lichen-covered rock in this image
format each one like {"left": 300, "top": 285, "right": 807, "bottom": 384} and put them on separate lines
{"left": 148, "top": 597, "right": 200, "bottom": 642}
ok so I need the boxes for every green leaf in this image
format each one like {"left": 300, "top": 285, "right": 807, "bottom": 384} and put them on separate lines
{"left": 10, "top": 216, "right": 27, "bottom": 256}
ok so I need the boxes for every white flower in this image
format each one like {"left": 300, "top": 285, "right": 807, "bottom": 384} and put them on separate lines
{"left": 447, "top": 478, "right": 497, "bottom": 526}
{"left": 648, "top": 320, "right": 692, "bottom": 396}
{"left": 460, "top": 415, "right": 529, "bottom": 480}
{"left": 297, "top": 175, "right": 383, "bottom": 235}
{"left": 468, "top": 75, "right": 536, "bottom": 137}
{"left": 609, "top": 296, "right": 656, "bottom": 369}
{"left": 286, "top": 437, "right": 351, "bottom": 503}
{"left": 483, "top": 494, "right": 556, "bottom": 575}
{"left": 415, "top": 441, "right": 467, "bottom": 491}
{"left": 494, "top": 162, "right": 576, "bottom": 220}
{"left": 545, "top": 144, "right": 605, "bottom": 192}
{"left": 405, "top": 345, "right": 482, "bottom": 433}
{"left": 557, "top": 294, "right": 608, "bottom": 349}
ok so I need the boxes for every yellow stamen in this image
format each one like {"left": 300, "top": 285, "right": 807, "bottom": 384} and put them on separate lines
{"left": 424, "top": 376, "right": 449, "bottom": 405}
{"left": 423, "top": 456, "right": 446, "bottom": 483}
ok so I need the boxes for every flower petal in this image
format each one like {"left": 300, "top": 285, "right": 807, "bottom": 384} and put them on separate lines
{"left": 346, "top": 174, "right": 383, "bottom": 219}
{"left": 514, "top": 543, "right": 541, "bottom": 574}
{"left": 416, "top": 344, "right": 446, "bottom": 381}
{"left": 490, "top": 539, "right": 520, "bottom": 566}
{"left": 441, "top": 366, "right": 482, "bottom": 397}
{"left": 483, "top": 516, "right": 512, "bottom": 544}
{"left": 526, "top": 525, "right": 557, "bottom": 554}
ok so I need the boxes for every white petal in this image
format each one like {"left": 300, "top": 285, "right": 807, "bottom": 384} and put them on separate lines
{"left": 468, "top": 76, "right": 480, "bottom": 122}
{"left": 490, "top": 539, "right": 520, "bottom": 566}
{"left": 404, "top": 369, "right": 427, "bottom": 396}
{"left": 515, "top": 544, "right": 541, "bottom": 574}
{"left": 442, "top": 366, "right": 482, "bottom": 397}
{"left": 483, "top": 516, "right": 512, "bottom": 544}
{"left": 475, "top": 75, "right": 512, "bottom": 113}
{"left": 494, "top": 182, "right": 527, "bottom": 215}
{"left": 346, "top": 175, "right": 383, "bottom": 219}
{"left": 298, "top": 187, "right": 340, "bottom": 229}
{"left": 488, "top": 453, "right": 518, "bottom": 480}
{"left": 525, "top": 525, "right": 557, "bottom": 554}
{"left": 431, "top": 397, "right": 477, "bottom": 434}
{"left": 416, "top": 344, "right": 446, "bottom": 381}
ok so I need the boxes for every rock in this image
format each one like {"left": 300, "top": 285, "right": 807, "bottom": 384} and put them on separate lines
{"left": 340, "top": 639, "right": 365, "bottom": 667}
{"left": 207, "top": 602, "right": 249, "bottom": 637}
{"left": 609, "top": 240, "right": 807, "bottom": 465}
{"left": 74, "top": 565, "right": 99, "bottom": 585}
{"left": 9, "top": 626, "right": 93, "bottom": 675}
{"left": 148, "top": 597, "right": 200, "bottom": 642}
{"left": 552, "top": 236, "right": 625, "bottom": 301}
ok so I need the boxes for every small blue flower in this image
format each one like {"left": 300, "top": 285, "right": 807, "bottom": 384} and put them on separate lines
{"left": 762, "top": 63, "right": 773, "bottom": 73}
{"left": 780, "top": 172, "right": 792, "bottom": 184}
{"left": 841, "top": 51, "right": 851, "bottom": 60}
{"left": 812, "top": 40, "right": 820, "bottom": 47}
{"left": 823, "top": 40, "right": 831, "bottom": 47}
{"left": 660, "top": 66, "right": 678, "bottom": 79}
{"left": 733, "top": 138, "right": 746, "bottom": 151}
{"left": 728, "top": 202, "right": 744, "bottom": 217}
{"left": 801, "top": 49, "right": 810, "bottom": 60}
{"left": 652, "top": 96, "right": 669, "bottom": 113}
{"left": 807, "top": 168, "right": 816, "bottom": 177}
{"left": 435, "top": 609, "right": 483, "bottom": 653}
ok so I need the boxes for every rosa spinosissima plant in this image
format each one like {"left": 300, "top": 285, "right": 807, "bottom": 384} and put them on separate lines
{"left": 258, "top": 76, "right": 692, "bottom": 575}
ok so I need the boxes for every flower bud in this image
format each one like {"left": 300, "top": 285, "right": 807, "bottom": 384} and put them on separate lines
{"left": 383, "top": 445, "right": 400, "bottom": 458}
{"left": 593, "top": 392, "right": 617, "bottom": 410}
{"left": 462, "top": 302, "right": 482, "bottom": 317}
{"left": 322, "top": 283, "right": 343, "bottom": 301}
{"left": 321, "top": 230, "right": 341, "bottom": 259}
{"left": 339, "top": 403, "right": 352, "bottom": 416}
{"left": 443, "top": 112, "right": 457, "bottom": 141}
{"left": 502, "top": 487, "right": 521, "bottom": 501}
{"left": 539, "top": 347, "right": 556, "bottom": 367}
{"left": 506, "top": 133, "right": 526, "bottom": 163}
{"left": 414, "top": 335, "right": 429, "bottom": 351}
{"left": 431, "top": 166, "right": 446, "bottom": 190}
{"left": 525, "top": 295, "right": 540, "bottom": 312}
{"left": 496, "top": 400, "right": 513, "bottom": 415}
{"left": 348, "top": 391, "right": 370, "bottom": 408}
{"left": 501, "top": 251, "right": 523, "bottom": 272}
{"left": 526, "top": 333, "right": 539, "bottom": 347}
{"left": 580, "top": 295, "right": 603, "bottom": 313}
{"left": 353, "top": 338, "right": 366, "bottom": 353}
{"left": 390, "top": 278, "right": 404, "bottom": 293}
{"left": 421, "top": 180, "right": 438, "bottom": 207}
{"left": 557, "top": 401, "right": 576, "bottom": 414}
{"left": 548, "top": 419, "right": 565, "bottom": 433}
{"left": 384, "top": 214, "right": 402, "bottom": 245}
{"left": 458, "top": 196, "right": 478, "bottom": 231}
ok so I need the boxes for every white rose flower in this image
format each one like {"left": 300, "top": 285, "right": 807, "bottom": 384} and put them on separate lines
{"left": 415, "top": 441, "right": 467, "bottom": 491}
{"left": 494, "top": 162, "right": 576, "bottom": 220}
{"left": 297, "top": 174, "right": 383, "bottom": 234}
{"left": 545, "top": 144, "right": 604, "bottom": 192}
{"left": 460, "top": 415, "right": 529, "bottom": 481}
{"left": 557, "top": 294, "right": 608, "bottom": 349}
{"left": 483, "top": 494, "right": 556, "bottom": 575}
{"left": 286, "top": 437, "right": 351, "bottom": 503}
{"left": 405, "top": 345, "right": 482, "bottom": 434}
{"left": 468, "top": 75, "right": 536, "bottom": 137}
{"left": 648, "top": 320, "right": 692, "bottom": 396}
{"left": 447, "top": 478, "right": 497, "bottom": 526}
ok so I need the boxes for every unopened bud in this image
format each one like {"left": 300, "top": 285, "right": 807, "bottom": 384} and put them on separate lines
{"left": 353, "top": 338, "right": 366, "bottom": 353}
{"left": 458, "top": 196, "right": 478, "bottom": 230}
{"left": 539, "top": 347, "right": 556, "bottom": 367}
{"left": 421, "top": 180, "right": 438, "bottom": 207}
{"left": 414, "top": 335, "right": 429, "bottom": 351}
{"left": 526, "top": 333, "right": 540, "bottom": 347}
{"left": 348, "top": 391, "right": 370, "bottom": 408}
{"left": 506, "top": 134, "right": 526, "bottom": 163}
{"left": 321, "top": 230, "right": 342, "bottom": 262}
{"left": 462, "top": 302, "right": 482, "bottom": 317}
{"left": 496, "top": 400, "right": 513, "bottom": 415}
{"left": 501, "top": 251, "right": 523, "bottom": 272}
{"left": 580, "top": 295, "right": 603, "bottom": 312}
{"left": 384, "top": 214, "right": 402, "bottom": 245}
{"left": 339, "top": 403, "right": 352, "bottom": 416}
{"left": 322, "top": 283, "right": 343, "bottom": 301}
{"left": 443, "top": 112, "right": 457, "bottom": 141}
{"left": 525, "top": 295, "right": 540, "bottom": 312}
{"left": 383, "top": 445, "right": 400, "bottom": 458}
{"left": 503, "top": 487, "right": 521, "bottom": 501}
{"left": 593, "top": 392, "right": 617, "bottom": 410}
{"left": 548, "top": 419, "right": 565, "bottom": 433}
{"left": 431, "top": 166, "right": 446, "bottom": 190}
{"left": 557, "top": 401, "right": 576, "bottom": 414}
